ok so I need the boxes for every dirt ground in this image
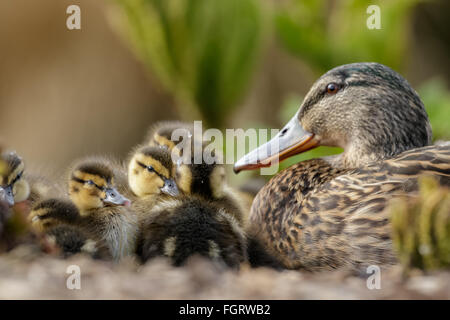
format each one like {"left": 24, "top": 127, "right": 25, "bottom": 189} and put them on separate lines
{"left": 0, "top": 245, "right": 448, "bottom": 300}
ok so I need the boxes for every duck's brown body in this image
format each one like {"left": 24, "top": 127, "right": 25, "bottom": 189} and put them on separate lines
{"left": 250, "top": 145, "right": 450, "bottom": 271}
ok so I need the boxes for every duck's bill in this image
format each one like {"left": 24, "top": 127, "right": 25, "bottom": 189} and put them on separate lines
{"left": 234, "top": 115, "right": 319, "bottom": 173}
{"left": 161, "top": 178, "right": 179, "bottom": 197}
{"left": 104, "top": 187, "right": 131, "bottom": 207}
{"left": 1, "top": 185, "right": 15, "bottom": 206}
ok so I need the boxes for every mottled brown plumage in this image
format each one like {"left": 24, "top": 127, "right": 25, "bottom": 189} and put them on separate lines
{"left": 251, "top": 146, "right": 450, "bottom": 271}
{"left": 235, "top": 63, "right": 450, "bottom": 272}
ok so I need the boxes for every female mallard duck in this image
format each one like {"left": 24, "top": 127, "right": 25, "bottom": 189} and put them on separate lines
{"left": 234, "top": 62, "right": 450, "bottom": 272}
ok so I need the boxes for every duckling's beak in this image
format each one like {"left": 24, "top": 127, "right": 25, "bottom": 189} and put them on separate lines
{"left": 161, "top": 178, "right": 179, "bottom": 197}
{"left": 1, "top": 185, "right": 15, "bottom": 206}
{"left": 104, "top": 187, "right": 131, "bottom": 207}
{"left": 234, "top": 114, "right": 319, "bottom": 173}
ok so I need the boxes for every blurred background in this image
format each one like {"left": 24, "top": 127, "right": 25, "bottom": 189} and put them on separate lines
{"left": 0, "top": 0, "right": 448, "bottom": 184}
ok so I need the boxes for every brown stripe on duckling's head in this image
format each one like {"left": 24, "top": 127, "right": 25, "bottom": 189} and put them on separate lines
{"left": 235, "top": 62, "right": 432, "bottom": 172}
{"left": 138, "top": 146, "right": 175, "bottom": 175}
{"left": 73, "top": 162, "right": 114, "bottom": 184}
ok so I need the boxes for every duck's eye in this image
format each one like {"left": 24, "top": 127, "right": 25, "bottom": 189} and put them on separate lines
{"left": 147, "top": 166, "right": 155, "bottom": 173}
{"left": 326, "top": 83, "right": 339, "bottom": 94}
{"left": 86, "top": 180, "right": 95, "bottom": 186}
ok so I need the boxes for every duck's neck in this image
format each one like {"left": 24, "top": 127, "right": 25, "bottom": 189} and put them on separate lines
{"left": 332, "top": 137, "right": 428, "bottom": 169}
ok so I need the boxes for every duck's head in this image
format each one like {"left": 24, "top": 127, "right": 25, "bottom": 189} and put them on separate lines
{"left": 69, "top": 160, "right": 131, "bottom": 213}
{"left": 29, "top": 199, "right": 79, "bottom": 233}
{"left": 234, "top": 62, "right": 432, "bottom": 172}
{"left": 0, "top": 151, "right": 30, "bottom": 206}
{"left": 128, "top": 146, "right": 179, "bottom": 198}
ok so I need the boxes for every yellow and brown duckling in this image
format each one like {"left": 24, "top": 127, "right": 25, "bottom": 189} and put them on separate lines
{"left": 131, "top": 146, "right": 247, "bottom": 268}
{"left": 128, "top": 145, "right": 180, "bottom": 225}
{"left": 146, "top": 121, "right": 249, "bottom": 226}
{"left": 234, "top": 62, "right": 450, "bottom": 272}
{"left": 0, "top": 151, "right": 30, "bottom": 208}
{"left": 128, "top": 146, "right": 179, "bottom": 200}
{"left": 67, "top": 157, "right": 138, "bottom": 261}
{"left": 29, "top": 199, "right": 100, "bottom": 258}
{"left": 0, "top": 150, "right": 62, "bottom": 209}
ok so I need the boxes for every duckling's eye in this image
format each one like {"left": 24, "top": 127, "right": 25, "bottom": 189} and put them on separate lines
{"left": 326, "top": 83, "right": 340, "bottom": 94}
{"left": 86, "top": 180, "right": 95, "bottom": 186}
{"left": 147, "top": 166, "right": 155, "bottom": 173}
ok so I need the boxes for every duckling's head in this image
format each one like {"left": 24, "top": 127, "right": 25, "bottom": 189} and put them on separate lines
{"left": 128, "top": 146, "right": 179, "bottom": 198}
{"left": 0, "top": 151, "right": 30, "bottom": 206}
{"left": 147, "top": 121, "right": 195, "bottom": 151}
{"left": 235, "top": 62, "right": 432, "bottom": 171}
{"left": 69, "top": 161, "right": 130, "bottom": 213}
{"left": 29, "top": 199, "right": 79, "bottom": 233}
{"left": 176, "top": 161, "right": 226, "bottom": 199}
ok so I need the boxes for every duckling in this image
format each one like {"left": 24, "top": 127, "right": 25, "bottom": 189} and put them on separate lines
{"left": 28, "top": 199, "right": 100, "bottom": 258}
{"left": 128, "top": 146, "right": 180, "bottom": 222}
{"left": 67, "top": 157, "right": 138, "bottom": 261}
{"left": 146, "top": 121, "right": 249, "bottom": 226}
{"left": 132, "top": 146, "right": 247, "bottom": 267}
{"left": 128, "top": 146, "right": 179, "bottom": 199}
{"left": 234, "top": 62, "right": 450, "bottom": 272}
{"left": 0, "top": 150, "right": 62, "bottom": 208}
{"left": 0, "top": 151, "right": 30, "bottom": 207}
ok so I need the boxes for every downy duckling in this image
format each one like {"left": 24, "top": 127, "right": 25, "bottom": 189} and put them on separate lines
{"left": 67, "top": 157, "right": 138, "bottom": 261}
{"left": 29, "top": 199, "right": 100, "bottom": 258}
{"left": 0, "top": 151, "right": 30, "bottom": 207}
{"left": 0, "top": 150, "right": 62, "bottom": 208}
{"left": 132, "top": 147, "right": 247, "bottom": 268}
{"left": 146, "top": 121, "right": 249, "bottom": 226}
{"left": 128, "top": 146, "right": 180, "bottom": 218}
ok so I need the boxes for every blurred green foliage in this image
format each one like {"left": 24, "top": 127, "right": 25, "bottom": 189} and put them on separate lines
{"left": 391, "top": 176, "right": 450, "bottom": 271}
{"left": 113, "top": 0, "right": 267, "bottom": 128}
{"left": 418, "top": 78, "right": 450, "bottom": 141}
{"left": 275, "top": 0, "right": 420, "bottom": 73}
